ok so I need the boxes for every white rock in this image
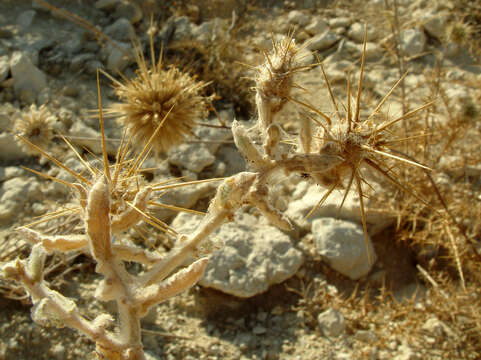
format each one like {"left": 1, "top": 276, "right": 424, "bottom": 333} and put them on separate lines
{"left": 168, "top": 143, "right": 216, "bottom": 173}
{"left": 0, "top": 133, "right": 29, "bottom": 160}
{"left": 106, "top": 42, "right": 132, "bottom": 72}
{"left": 287, "top": 10, "right": 310, "bottom": 26}
{"left": 216, "top": 146, "right": 245, "bottom": 176}
{"left": 306, "top": 31, "right": 340, "bottom": 51}
{"left": 317, "top": 308, "right": 345, "bottom": 337}
{"left": 104, "top": 18, "right": 135, "bottom": 42}
{"left": 114, "top": 1, "right": 142, "bottom": 24}
{"left": 69, "top": 121, "right": 117, "bottom": 156}
{"left": 193, "top": 118, "right": 232, "bottom": 154}
{"left": 329, "top": 17, "right": 351, "bottom": 28}
{"left": 340, "top": 40, "right": 383, "bottom": 61}
{"left": 400, "top": 28, "right": 426, "bottom": 57}
{"left": 0, "top": 55, "right": 8, "bottom": 82}
{"left": 17, "top": 10, "right": 36, "bottom": 28}
{"left": 296, "top": 47, "right": 314, "bottom": 67}
{"left": 421, "top": 317, "right": 456, "bottom": 338}
{"left": 421, "top": 11, "right": 448, "bottom": 41}
{"left": 305, "top": 18, "right": 328, "bottom": 36}
{"left": 191, "top": 18, "right": 225, "bottom": 44}
{"left": 172, "top": 16, "right": 193, "bottom": 41}
{"left": 149, "top": 180, "right": 217, "bottom": 222}
{"left": 49, "top": 343, "right": 66, "bottom": 360}
{"left": 0, "top": 177, "right": 41, "bottom": 222}
{"left": 0, "top": 103, "right": 18, "bottom": 132}
{"left": 347, "top": 23, "right": 379, "bottom": 44}
{"left": 286, "top": 183, "right": 390, "bottom": 232}
{"left": 393, "top": 344, "right": 420, "bottom": 360}
{"left": 355, "top": 330, "right": 377, "bottom": 343}
{"left": 0, "top": 167, "right": 25, "bottom": 182}
{"left": 312, "top": 218, "right": 377, "bottom": 280}
{"left": 10, "top": 51, "right": 47, "bottom": 100}
{"left": 172, "top": 212, "right": 304, "bottom": 298}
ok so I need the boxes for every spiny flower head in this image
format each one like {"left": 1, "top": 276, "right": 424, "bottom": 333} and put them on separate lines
{"left": 447, "top": 21, "right": 473, "bottom": 46}
{"left": 255, "top": 34, "right": 300, "bottom": 114}
{"left": 14, "top": 104, "right": 55, "bottom": 155}
{"left": 107, "top": 45, "right": 211, "bottom": 154}
{"left": 297, "top": 33, "right": 433, "bottom": 264}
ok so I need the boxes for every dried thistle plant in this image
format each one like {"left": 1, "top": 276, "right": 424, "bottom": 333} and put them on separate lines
{"left": 297, "top": 41, "right": 434, "bottom": 262}
{"left": 105, "top": 40, "right": 211, "bottom": 155}
{"left": 233, "top": 28, "right": 434, "bottom": 267}
{"left": 446, "top": 21, "right": 473, "bottom": 47}
{"left": 3, "top": 75, "right": 222, "bottom": 359}
{"left": 14, "top": 104, "right": 55, "bottom": 155}
{"left": 1, "top": 26, "right": 439, "bottom": 359}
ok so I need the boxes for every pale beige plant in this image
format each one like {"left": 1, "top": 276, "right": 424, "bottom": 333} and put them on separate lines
{"left": 1, "top": 27, "right": 436, "bottom": 359}
{"left": 3, "top": 79, "right": 221, "bottom": 359}
{"left": 232, "top": 29, "right": 434, "bottom": 266}
{"left": 14, "top": 104, "right": 55, "bottom": 155}
{"left": 105, "top": 40, "right": 211, "bottom": 155}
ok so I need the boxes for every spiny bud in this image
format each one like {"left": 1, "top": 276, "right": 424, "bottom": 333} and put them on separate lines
{"left": 26, "top": 244, "right": 46, "bottom": 283}
{"left": 255, "top": 36, "right": 299, "bottom": 123}
{"left": 86, "top": 176, "right": 112, "bottom": 261}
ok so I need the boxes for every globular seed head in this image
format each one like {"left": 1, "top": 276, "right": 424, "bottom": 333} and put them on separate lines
{"left": 447, "top": 21, "right": 472, "bottom": 45}
{"left": 107, "top": 47, "right": 211, "bottom": 154}
{"left": 14, "top": 104, "right": 55, "bottom": 155}
{"left": 255, "top": 36, "right": 300, "bottom": 114}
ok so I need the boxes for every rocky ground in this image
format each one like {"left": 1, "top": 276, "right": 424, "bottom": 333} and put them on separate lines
{"left": 0, "top": 0, "right": 480, "bottom": 359}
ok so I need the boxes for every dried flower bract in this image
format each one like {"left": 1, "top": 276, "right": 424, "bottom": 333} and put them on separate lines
{"left": 106, "top": 43, "right": 211, "bottom": 154}
{"left": 14, "top": 104, "right": 55, "bottom": 155}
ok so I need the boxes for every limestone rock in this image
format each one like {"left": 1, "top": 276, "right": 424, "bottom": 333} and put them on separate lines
{"left": 172, "top": 212, "right": 304, "bottom": 298}
{"left": 421, "top": 11, "right": 448, "bottom": 41}
{"left": 306, "top": 31, "right": 340, "bottom": 52}
{"left": 0, "top": 167, "right": 25, "bottom": 182}
{"left": 17, "top": 10, "right": 36, "bottom": 28}
{"left": 393, "top": 344, "right": 421, "bottom": 360}
{"left": 347, "top": 22, "right": 381, "bottom": 43}
{"left": 0, "top": 133, "right": 29, "bottom": 160}
{"left": 104, "top": 18, "right": 135, "bottom": 42}
{"left": 317, "top": 308, "right": 345, "bottom": 337}
{"left": 114, "top": 1, "right": 142, "bottom": 24}
{"left": 105, "top": 42, "right": 132, "bottom": 72}
{"left": 0, "top": 103, "right": 18, "bottom": 132}
{"left": 69, "top": 120, "right": 117, "bottom": 156}
{"left": 286, "top": 182, "right": 391, "bottom": 233}
{"left": 10, "top": 51, "right": 47, "bottom": 102}
{"left": 168, "top": 143, "right": 216, "bottom": 173}
{"left": 312, "top": 218, "right": 377, "bottom": 280}
{"left": 287, "top": 10, "right": 310, "bottom": 26}
{"left": 0, "top": 177, "right": 41, "bottom": 222}
{"left": 193, "top": 119, "right": 232, "bottom": 155}
{"left": 400, "top": 28, "right": 426, "bottom": 57}
{"left": 422, "top": 317, "right": 456, "bottom": 338}
{"left": 172, "top": 16, "right": 193, "bottom": 41}
{"left": 340, "top": 40, "right": 383, "bottom": 61}
{"left": 150, "top": 180, "right": 217, "bottom": 222}
{"left": 329, "top": 17, "right": 351, "bottom": 29}
{"left": 305, "top": 18, "right": 328, "bottom": 36}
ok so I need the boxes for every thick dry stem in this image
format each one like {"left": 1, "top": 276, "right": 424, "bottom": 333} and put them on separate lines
{"left": 9, "top": 260, "right": 125, "bottom": 353}
{"left": 140, "top": 210, "right": 229, "bottom": 287}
